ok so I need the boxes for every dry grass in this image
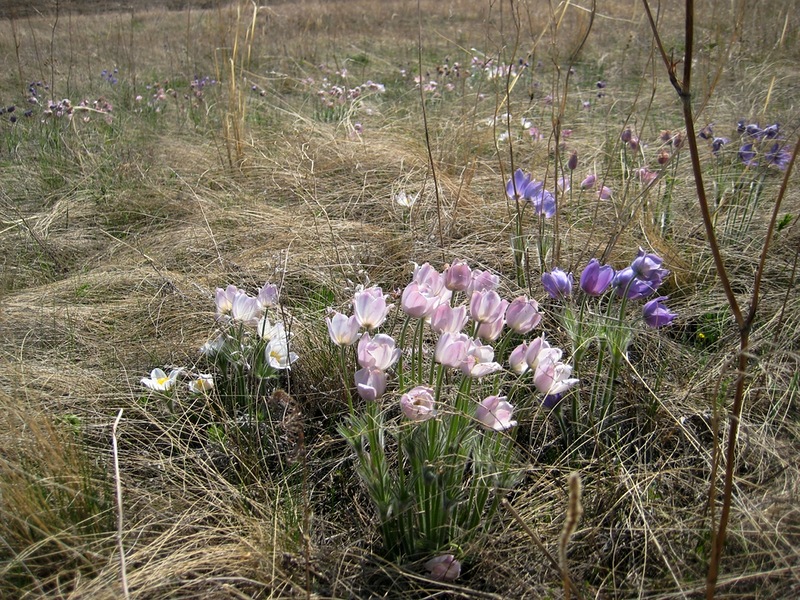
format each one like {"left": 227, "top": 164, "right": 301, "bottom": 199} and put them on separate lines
{"left": 1, "top": 0, "right": 799, "bottom": 597}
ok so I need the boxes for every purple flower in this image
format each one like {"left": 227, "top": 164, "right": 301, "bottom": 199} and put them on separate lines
{"left": 630, "top": 247, "right": 670, "bottom": 285}
{"left": 542, "top": 268, "right": 573, "bottom": 299}
{"left": 443, "top": 259, "right": 472, "bottom": 291}
{"left": 579, "top": 259, "right": 615, "bottom": 296}
{"left": 612, "top": 267, "right": 658, "bottom": 300}
{"left": 525, "top": 180, "right": 556, "bottom": 217}
{"left": 711, "top": 137, "right": 729, "bottom": 156}
{"left": 506, "top": 168, "right": 531, "bottom": 200}
{"left": 739, "top": 144, "right": 758, "bottom": 167}
{"left": 765, "top": 143, "right": 791, "bottom": 170}
{"left": 698, "top": 124, "right": 714, "bottom": 140}
{"left": 642, "top": 296, "right": 676, "bottom": 327}
{"left": 762, "top": 123, "right": 780, "bottom": 139}
{"left": 567, "top": 151, "right": 578, "bottom": 171}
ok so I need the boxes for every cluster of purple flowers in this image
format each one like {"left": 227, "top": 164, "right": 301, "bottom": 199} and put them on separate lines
{"left": 542, "top": 248, "right": 676, "bottom": 328}
{"left": 189, "top": 75, "right": 216, "bottom": 101}
{"left": 699, "top": 121, "right": 792, "bottom": 169}
{"left": 506, "top": 169, "right": 557, "bottom": 217}
{"left": 313, "top": 77, "right": 385, "bottom": 109}
{"left": 0, "top": 105, "right": 32, "bottom": 124}
{"left": 100, "top": 68, "right": 119, "bottom": 85}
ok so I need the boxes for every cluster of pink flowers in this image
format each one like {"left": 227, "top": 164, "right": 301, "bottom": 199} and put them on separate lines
{"left": 314, "top": 77, "right": 385, "bottom": 110}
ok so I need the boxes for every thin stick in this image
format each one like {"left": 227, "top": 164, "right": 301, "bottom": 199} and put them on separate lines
{"left": 112, "top": 409, "right": 130, "bottom": 599}
{"left": 502, "top": 498, "right": 584, "bottom": 600}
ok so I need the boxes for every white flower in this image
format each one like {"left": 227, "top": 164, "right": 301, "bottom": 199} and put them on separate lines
{"left": 200, "top": 331, "right": 226, "bottom": 357}
{"left": 188, "top": 373, "right": 214, "bottom": 393}
{"left": 265, "top": 337, "right": 299, "bottom": 370}
{"left": 141, "top": 368, "right": 182, "bottom": 391}
{"left": 395, "top": 190, "right": 418, "bottom": 209}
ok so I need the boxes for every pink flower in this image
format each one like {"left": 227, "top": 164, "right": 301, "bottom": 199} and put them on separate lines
{"left": 580, "top": 173, "right": 597, "bottom": 189}
{"left": 524, "top": 336, "right": 556, "bottom": 371}
{"left": 354, "top": 367, "right": 387, "bottom": 401}
{"left": 429, "top": 303, "right": 469, "bottom": 334}
{"left": 353, "top": 286, "right": 393, "bottom": 330}
{"left": 475, "top": 395, "right": 517, "bottom": 431}
{"left": 257, "top": 282, "right": 279, "bottom": 308}
{"left": 357, "top": 333, "right": 400, "bottom": 370}
{"left": 424, "top": 554, "right": 461, "bottom": 582}
{"left": 326, "top": 311, "right": 362, "bottom": 346}
{"left": 467, "top": 269, "right": 499, "bottom": 294}
{"left": 533, "top": 356, "right": 579, "bottom": 396}
{"left": 505, "top": 296, "right": 542, "bottom": 334}
{"left": 402, "top": 264, "right": 451, "bottom": 318}
{"left": 443, "top": 260, "right": 472, "bottom": 291}
{"left": 461, "top": 339, "right": 503, "bottom": 378}
{"left": 469, "top": 289, "right": 507, "bottom": 324}
{"left": 476, "top": 315, "right": 505, "bottom": 342}
{"left": 215, "top": 284, "right": 240, "bottom": 317}
{"left": 400, "top": 386, "right": 437, "bottom": 421}
{"left": 509, "top": 342, "right": 529, "bottom": 375}
{"left": 230, "top": 292, "right": 262, "bottom": 327}
{"left": 434, "top": 332, "right": 470, "bottom": 368}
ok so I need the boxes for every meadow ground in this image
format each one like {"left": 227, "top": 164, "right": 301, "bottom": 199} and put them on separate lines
{"left": 0, "top": 0, "right": 798, "bottom": 598}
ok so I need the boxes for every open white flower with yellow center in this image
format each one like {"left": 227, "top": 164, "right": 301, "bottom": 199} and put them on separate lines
{"left": 141, "top": 368, "right": 182, "bottom": 391}
{"left": 265, "top": 336, "right": 299, "bottom": 370}
{"left": 188, "top": 373, "right": 214, "bottom": 394}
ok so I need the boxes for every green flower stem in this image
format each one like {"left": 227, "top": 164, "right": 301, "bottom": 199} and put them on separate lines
{"left": 396, "top": 314, "right": 413, "bottom": 392}
{"left": 340, "top": 345, "right": 353, "bottom": 415}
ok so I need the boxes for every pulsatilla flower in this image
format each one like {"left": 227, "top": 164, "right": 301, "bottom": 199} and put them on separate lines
{"left": 469, "top": 289, "right": 507, "bottom": 324}
{"left": 460, "top": 339, "right": 503, "bottom": 378}
{"left": 579, "top": 259, "right": 615, "bottom": 296}
{"left": 424, "top": 554, "right": 461, "bottom": 582}
{"left": 429, "top": 303, "right": 468, "bottom": 334}
{"left": 257, "top": 282, "right": 279, "bottom": 309}
{"left": 505, "top": 296, "right": 542, "bottom": 334}
{"left": 506, "top": 168, "right": 531, "bottom": 200}
{"left": 533, "top": 356, "right": 579, "bottom": 397}
{"left": 353, "top": 286, "right": 393, "bottom": 330}
{"left": 326, "top": 311, "right": 361, "bottom": 346}
{"left": 402, "top": 263, "right": 451, "bottom": 318}
{"left": 642, "top": 296, "right": 676, "bottom": 327}
{"left": 739, "top": 143, "right": 758, "bottom": 167}
{"left": 525, "top": 180, "right": 557, "bottom": 217}
{"left": 612, "top": 267, "right": 659, "bottom": 300}
{"left": 400, "top": 386, "right": 437, "bottom": 421}
{"left": 231, "top": 293, "right": 263, "bottom": 327}
{"left": 435, "top": 332, "right": 470, "bottom": 368}
{"left": 265, "top": 335, "right": 299, "bottom": 370}
{"left": 141, "top": 368, "right": 182, "bottom": 391}
{"left": 467, "top": 269, "right": 500, "bottom": 293}
{"left": 354, "top": 367, "right": 387, "bottom": 401}
{"left": 765, "top": 143, "right": 791, "bottom": 170}
{"left": 542, "top": 268, "right": 573, "bottom": 299}
{"left": 711, "top": 137, "right": 729, "bottom": 156}
{"left": 475, "top": 395, "right": 517, "bottom": 431}
{"left": 188, "top": 373, "right": 214, "bottom": 393}
{"left": 357, "top": 333, "right": 400, "bottom": 371}
{"left": 443, "top": 259, "right": 472, "bottom": 291}
{"left": 630, "top": 247, "right": 670, "bottom": 284}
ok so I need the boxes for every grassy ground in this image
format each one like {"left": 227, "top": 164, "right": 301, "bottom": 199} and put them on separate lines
{"left": 1, "top": 0, "right": 799, "bottom": 598}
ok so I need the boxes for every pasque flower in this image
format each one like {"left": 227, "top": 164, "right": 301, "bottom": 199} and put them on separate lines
{"left": 506, "top": 168, "right": 531, "bottom": 200}
{"left": 141, "top": 368, "right": 182, "bottom": 391}
{"left": 434, "top": 332, "right": 471, "bottom": 368}
{"left": 354, "top": 367, "right": 387, "bottom": 401}
{"left": 505, "top": 296, "right": 542, "bottom": 333}
{"left": 443, "top": 259, "right": 472, "bottom": 291}
{"left": 542, "top": 268, "right": 573, "bottom": 299}
{"left": 425, "top": 554, "right": 461, "bottom": 582}
{"left": 257, "top": 282, "right": 279, "bottom": 308}
{"left": 402, "top": 263, "right": 451, "bottom": 318}
{"left": 533, "top": 356, "right": 579, "bottom": 397}
{"left": 188, "top": 373, "right": 214, "bottom": 393}
{"left": 265, "top": 335, "right": 299, "bottom": 369}
{"left": 579, "top": 259, "right": 615, "bottom": 296}
{"left": 326, "top": 311, "right": 362, "bottom": 346}
{"left": 630, "top": 247, "right": 670, "bottom": 286}
{"left": 612, "top": 267, "right": 659, "bottom": 300}
{"left": 467, "top": 269, "right": 499, "bottom": 293}
{"left": 353, "top": 286, "right": 393, "bottom": 330}
{"left": 460, "top": 339, "right": 503, "bottom": 378}
{"left": 469, "top": 289, "right": 507, "bottom": 324}
{"left": 475, "top": 395, "right": 517, "bottom": 431}
{"left": 642, "top": 296, "right": 677, "bottom": 327}
{"left": 357, "top": 333, "right": 401, "bottom": 370}
{"left": 429, "top": 303, "right": 468, "bottom": 334}
{"left": 525, "top": 180, "right": 557, "bottom": 217}
{"left": 400, "top": 386, "right": 437, "bottom": 421}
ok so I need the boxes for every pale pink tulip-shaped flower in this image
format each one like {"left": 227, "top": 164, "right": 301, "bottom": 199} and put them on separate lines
{"left": 477, "top": 314, "right": 505, "bottom": 342}
{"left": 425, "top": 554, "right": 461, "bottom": 582}
{"left": 257, "top": 282, "right": 279, "bottom": 309}
{"left": 400, "top": 386, "right": 437, "bottom": 421}
{"left": 429, "top": 303, "right": 469, "bottom": 334}
{"left": 461, "top": 339, "right": 503, "bottom": 378}
{"left": 357, "top": 332, "right": 401, "bottom": 371}
{"left": 469, "top": 289, "right": 507, "bottom": 324}
{"left": 215, "top": 284, "right": 240, "bottom": 318}
{"left": 475, "top": 395, "right": 517, "bottom": 431}
{"left": 505, "top": 296, "right": 542, "bottom": 334}
{"left": 353, "top": 286, "right": 393, "bottom": 330}
{"left": 443, "top": 259, "right": 472, "bottom": 291}
{"left": 533, "top": 357, "right": 579, "bottom": 396}
{"left": 326, "top": 311, "right": 362, "bottom": 346}
{"left": 467, "top": 269, "right": 500, "bottom": 294}
{"left": 434, "top": 332, "right": 471, "bottom": 369}
{"left": 231, "top": 292, "right": 263, "bottom": 327}
{"left": 509, "top": 342, "right": 530, "bottom": 375}
{"left": 354, "top": 367, "right": 387, "bottom": 401}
